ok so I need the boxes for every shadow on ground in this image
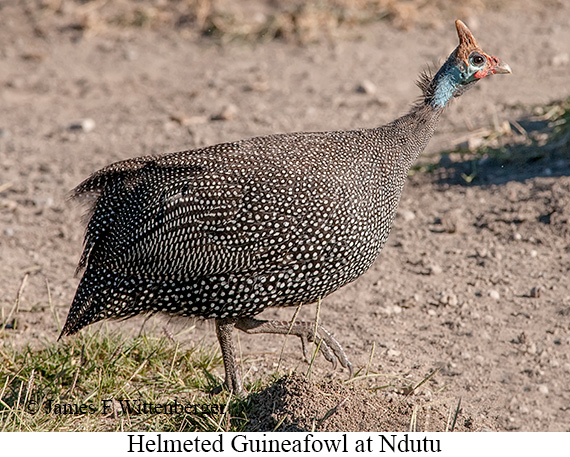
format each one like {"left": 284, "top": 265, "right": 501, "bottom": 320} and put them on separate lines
{"left": 421, "top": 99, "right": 570, "bottom": 187}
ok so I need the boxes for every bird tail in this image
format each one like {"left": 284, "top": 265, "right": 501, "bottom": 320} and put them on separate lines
{"left": 59, "top": 265, "right": 152, "bottom": 340}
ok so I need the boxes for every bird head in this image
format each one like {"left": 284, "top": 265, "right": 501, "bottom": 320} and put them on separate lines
{"left": 427, "top": 20, "right": 511, "bottom": 108}
{"left": 453, "top": 19, "right": 511, "bottom": 83}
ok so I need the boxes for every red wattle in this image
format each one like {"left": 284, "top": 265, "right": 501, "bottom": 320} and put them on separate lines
{"left": 474, "top": 69, "right": 489, "bottom": 79}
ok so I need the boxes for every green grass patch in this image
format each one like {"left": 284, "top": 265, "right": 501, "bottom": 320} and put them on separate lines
{"left": 0, "top": 330, "right": 258, "bottom": 431}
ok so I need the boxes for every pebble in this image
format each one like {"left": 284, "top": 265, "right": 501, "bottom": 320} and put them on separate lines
{"left": 527, "top": 343, "right": 537, "bottom": 355}
{"left": 7, "top": 77, "right": 24, "bottom": 89}
{"left": 439, "top": 291, "right": 458, "bottom": 306}
{"left": 529, "top": 249, "right": 538, "bottom": 258}
{"left": 538, "top": 384, "right": 549, "bottom": 395}
{"left": 68, "top": 118, "right": 96, "bottom": 133}
{"left": 211, "top": 104, "right": 239, "bottom": 121}
{"left": 355, "top": 79, "right": 377, "bottom": 95}
{"left": 123, "top": 48, "right": 138, "bottom": 61}
{"left": 244, "top": 80, "right": 270, "bottom": 92}
{"left": 477, "top": 247, "right": 489, "bottom": 258}
{"left": 0, "top": 199, "right": 17, "bottom": 211}
{"left": 387, "top": 349, "right": 401, "bottom": 358}
{"left": 488, "top": 289, "right": 500, "bottom": 300}
{"left": 420, "top": 390, "right": 432, "bottom": 401}
{"left": 530, "top": 286, "right": 541, "bottom": 298}
{"left": 33, "top": 196, "right": 54, "bottom": 208}
{"left": 551, "top": 53, "right": 569, "bottom": 66}
{"left": 467, "top": 136, "right": 485, "bottom": 151}
{"left": 428, "top": 264, "right": 443, "bottom": 275}
{"left": 170, "top": 113, "right": 208, "bottom": 126}
{"left": 440, "top": 209, "right": 467, "bottom": 234}
{"left": 382, "top": 305, "right": 402, "bottom": 315}
{"left": 398, "top": 208, "right": 415, "bottom": 222}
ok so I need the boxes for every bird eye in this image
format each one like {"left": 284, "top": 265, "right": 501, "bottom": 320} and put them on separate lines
{"left": 470, "top": 53, "right": 486, "bottom": 66}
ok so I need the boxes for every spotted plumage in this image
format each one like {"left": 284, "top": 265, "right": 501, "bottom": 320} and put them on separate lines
{"left": 61, "top": 20, "right": 510, "bottom": 395}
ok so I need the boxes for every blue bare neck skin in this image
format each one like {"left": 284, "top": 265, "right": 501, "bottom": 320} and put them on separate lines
{"left": 431, "top": 63, "right": 464, "bottom": 109}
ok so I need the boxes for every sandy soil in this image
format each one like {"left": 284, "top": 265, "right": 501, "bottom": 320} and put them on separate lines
{"left": 1, "top": 1, "right": 569, "bottom": 431}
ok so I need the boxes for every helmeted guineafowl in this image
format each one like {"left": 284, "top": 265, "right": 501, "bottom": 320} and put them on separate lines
{"left": 60, "top": 20, "right": 510, "bottom": 395}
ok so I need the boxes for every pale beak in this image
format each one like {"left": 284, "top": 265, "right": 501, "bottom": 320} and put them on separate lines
{"left": 493, "top": 60, "right": 512, "bottom": 75}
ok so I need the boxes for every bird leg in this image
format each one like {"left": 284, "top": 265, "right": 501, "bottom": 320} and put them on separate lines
{"left": 235, "top": 317, "right": 353, "bottom": 377}
{"left": 214, "top": 318, "right": 245, "bottom": 397}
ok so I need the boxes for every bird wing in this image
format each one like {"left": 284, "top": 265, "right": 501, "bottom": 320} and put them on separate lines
{"left": 74, "top": 151, "right": 304, "bottom": 281}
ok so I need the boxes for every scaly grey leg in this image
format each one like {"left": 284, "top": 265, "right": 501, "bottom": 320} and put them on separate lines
{"left": 215, "top": 318, "right": 245, "bottom": 397}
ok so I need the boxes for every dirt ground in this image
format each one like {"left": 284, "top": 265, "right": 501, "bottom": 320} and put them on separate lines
{"left": 1, "top": 1, "right": 569, "bottom": 432}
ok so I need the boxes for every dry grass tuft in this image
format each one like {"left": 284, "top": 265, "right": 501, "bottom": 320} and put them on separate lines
{"left": 30, "top": 0, "right": 514, "bottom": 42}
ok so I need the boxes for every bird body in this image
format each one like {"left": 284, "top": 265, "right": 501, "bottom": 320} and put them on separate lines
{"left": 61, "top": 21, "right": 510, "bottom": 395}
{"left": 65, "top": 118, "right": 439, "bottom": 330}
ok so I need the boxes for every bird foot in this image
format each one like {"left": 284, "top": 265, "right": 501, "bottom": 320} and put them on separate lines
{"left": 210, "top": 382, "right": 248, "bottom": 399}
{"left": 235, "top": 317, "right": 353, "bottom": 378}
